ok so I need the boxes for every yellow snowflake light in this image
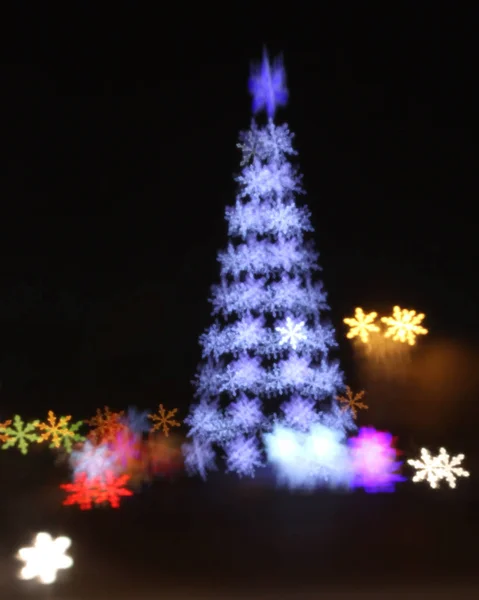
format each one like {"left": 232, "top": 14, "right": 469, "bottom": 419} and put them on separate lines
{"left": 37, "top": 411, "right": 85, "bottom": 452}
{"left": 381, "top": 305, "right": 428, "bottom": 345}
{"left": 343, "top": 307, "right": 380, "bottom": 343}
{"left": 337, "top": 386, "right": 368, "bottom": 418}
{"left": 148, "top": 404, "right": 181, "bottom": 437}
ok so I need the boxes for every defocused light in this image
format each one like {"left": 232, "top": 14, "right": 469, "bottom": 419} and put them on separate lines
{"left": 17, "top": 532, "right": 73, "bottom": 585}
{"left": 344, "top": 308, "right": 380, "bottom": 343}
{"left": 381, "top": 306, "right": 428, "bottom": 345}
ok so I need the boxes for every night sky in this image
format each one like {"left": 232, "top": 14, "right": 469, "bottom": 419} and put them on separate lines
{"left": 1, "top": 7, "right": 477, "bottom": 440}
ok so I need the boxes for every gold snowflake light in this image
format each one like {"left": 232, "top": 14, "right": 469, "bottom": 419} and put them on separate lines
{"left": 381, "top": 305, "right": 428, "bottom": 346}
{"left": 337, "top": 386, "right": 368, "bottom": 418}
{"left": 343, "top": 307, "right": 380, "bottom": 343}
{"left": 148, "top": 404, "right": 180, "bottom": 437}
{"left": 37, "top": 411, "right": 85, "bottom": 452}
{"left": 408, "top": 447, "right": 469, "bottom": 489}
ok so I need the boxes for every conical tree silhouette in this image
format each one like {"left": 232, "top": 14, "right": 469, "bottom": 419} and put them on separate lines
{"left": 183, "top": 51, "right": 353, "bottom": 479}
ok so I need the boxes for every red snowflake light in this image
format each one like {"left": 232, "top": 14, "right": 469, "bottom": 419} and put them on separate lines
{"left": 94, "top": 471, "right": 133, "bottom": 508}
{"left": 60, "top": 472, "right": 100, "bottom": 510}
{"left": 60, "top": 470, "right": 133, "bottom": 510}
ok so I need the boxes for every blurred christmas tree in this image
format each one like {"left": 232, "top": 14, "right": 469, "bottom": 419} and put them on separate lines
{"left": 184, "top": 50, "right": 353, "bottom": 479}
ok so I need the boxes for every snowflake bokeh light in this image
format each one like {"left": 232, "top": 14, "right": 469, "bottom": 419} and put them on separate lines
{"left": 224, "top": 435, "right": 263, "bottom": 477}
{"left": 348, "top": 427, "right": 405, "bottom": 493}
{"left": 70, "top": 440, "right": 117, "bottom": 480}
{"left": 343, "top": 308, "right": 380, "bottom": 344}
{"left": 381, "top": 306, "right": 428, "bottom": 346}
{"left": 408, "top": 447, "right": 469, "bottom": 489}
{"left": 248, "top": 49, "right": 288, "bottom": 118}
{"left": 276, "top": 316, "right": 307, "bottom": 350}
{"left": 17, "top": 532, "right": 73, "bottom": 585}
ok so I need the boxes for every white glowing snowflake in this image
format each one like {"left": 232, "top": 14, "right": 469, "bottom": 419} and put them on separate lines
{"left": 276, "top": 317, "right": 306, "bottom": 350}
{"left": 408, "top": 447, "right": 469, "bottom": 489}
{"left": 70, "top": 440, "right": 117, "bottom": 480}
{"left": 17, "top": 532, "right": 73, "bottom": 585}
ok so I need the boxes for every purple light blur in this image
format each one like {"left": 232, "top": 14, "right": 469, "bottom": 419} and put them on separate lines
{"left": 248, "top": 49, "right": 288, "bottom": 119}
{"left": 348, "top": 427, "right": 405, "bottom": 493}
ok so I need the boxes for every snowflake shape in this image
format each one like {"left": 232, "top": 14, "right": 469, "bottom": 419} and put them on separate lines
{"left": 60, "top": 472, "right": 100, "bottom": 510}
{"left": 17, "top": 532, "right": 73, "bottom": 585}
{"left": 276, "top": 316, "right": 306, "bottom": 350}
{"left": 37, "top": 410, "right": 85, "bottom": 452}
{"left": 94, "top": 471, "right": 134, "bottom": 508}
{"left": 381, "top": 306, "right": 428, "bottom": 346}
{"left": 184, "top": 399, "right": 234, "bottom": 444}
{"left": 237, "top": 124, "right": 258, "bottom": 166}
{"left": 85, "top": 406, "right": 126, "bottom": 444}
{"left": 148, "top": 404, "right": 181, "bottom": 436}
{"left": 0, "top": 415, "right": 40, "bottom": 455}
{"left": 70, "top": 440, "right": 117, "bottom": 480}
{"left": 337, "top": 386, "right": 368, "bottom": 418}
{"left": 224, "top": 435, "right": 263, "bottom": 477}
{"left": 0, "top": 419, "right": 12, "bottom": 443}
{"left": 226, "top": 394, "right": 264, "bottom": 431}
{"left": 248, "top": 50, "right": 288, "bottom": 118}
{"left": 182, "top": 437, "right": 217, "bottom": 480}
{"left": 61, "top": 470, "right": 133, "bottom": 509}
{"left": 280, "top": 396, "right": 319, "bottom": 432}
{"left": 408, "top": 447, "right": 469, "bottom": 489}
{"left": 343, "top": 308, "right": 380, "bottom": 343}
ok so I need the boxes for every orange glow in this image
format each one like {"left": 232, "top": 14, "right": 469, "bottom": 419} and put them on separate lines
{"left": 85, "top": 406, "right": 126, "bottom": 444}
{"left": 337, "top": 386, "right": 368, "bottom": 418}
{"left": 148, "top": 404, "right": 181, "bottom": 436}
{"left": 0, "top": 419, "right": 12, "bottom": 443}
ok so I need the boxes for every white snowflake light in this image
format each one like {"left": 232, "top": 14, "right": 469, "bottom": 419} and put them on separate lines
{"left": 17, "top": 532, "right": 73, "bottom": 585}
{"left": 408, "top": 447, "right": 470, "bottom": 489}
{"left": 276, "top": 316, "right": 306, "bottom": 350}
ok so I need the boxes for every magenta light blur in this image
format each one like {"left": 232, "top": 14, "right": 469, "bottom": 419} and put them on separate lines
{"left": 348, "top": 427, "right": 405, "bottom": 493}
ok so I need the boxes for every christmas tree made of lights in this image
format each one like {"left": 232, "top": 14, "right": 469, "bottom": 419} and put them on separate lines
{"left": 183, "top": 50, "right": 353, "bottom": 479}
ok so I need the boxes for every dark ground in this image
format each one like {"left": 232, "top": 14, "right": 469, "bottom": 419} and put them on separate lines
{"left": 0, "top": 446, "right": 477, "bottom": 600}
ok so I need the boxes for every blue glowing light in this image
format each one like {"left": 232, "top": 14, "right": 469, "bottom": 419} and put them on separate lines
{"left": 248, "top": 49, "right": 288, "bottom": 119}
{"left": 264, "top": 423, "right": 351, "bottom": 490}
{"left": 123, "top": 406, "right": 150, "bottom": 435}
{"left": 224, "top": 434, "right": 263, "bottom": 477}
{"left": 184, "top": 56, "right": 353, "bottom": 479}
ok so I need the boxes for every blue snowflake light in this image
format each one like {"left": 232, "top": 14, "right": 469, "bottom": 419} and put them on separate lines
{"left": 182, "top": 437, "right": 217, "bottom": 481}
{"left": 248, "top": 49, "right": 288, "bottom": 119}
{"left": 226, "top": 394, "right": 264, "bottom": 432}
{"left": 184, "top": 53, "right": 352, "bottom": 479}
{"left": 224, "top": 435, "right": 263, "bottom": 477}
{"left": 122, "top": 406, "right": 150, "bottom": 435}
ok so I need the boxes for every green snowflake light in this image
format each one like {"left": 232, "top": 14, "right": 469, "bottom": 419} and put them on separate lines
{"left": 0, "top": 415, "right": 41, "bottom": 455}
